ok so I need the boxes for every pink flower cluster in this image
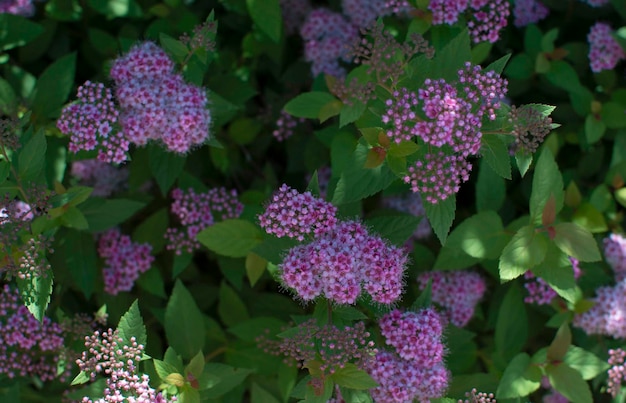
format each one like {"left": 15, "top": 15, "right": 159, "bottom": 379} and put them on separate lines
{"left": 57, "top": 81, "right": 126, "bottom": 164}
{"left": 513, "top": 0, "right": 549, "bottom": 27}
{"left": 607, "top": 348, "right": 626, "bottom": 397}
{"left": 404, "top": 151, "right": 472, "bottom": 204}
{"left": 279, "top": 220, "right": 408, "bottom": 304}
{"left": 0, "top": 0, "right": 36, "bottom": 16}
{"left": 0, "top": 285, "right": 64, "bottom": 381}
{"left": 273, "top": 110, "right": 307, "bottom": 142}
{"left": 165, "top": 187, "right": 244, "bottom": 255}
{"left": 574, "top": 235, "right": 626, "bottom": 338}
{"left": 98, "top": 228, "right": 154, "bottom": 295}
{"left": 429, "top": 0, "right": 510, "bottom": 43}
{"left": 0, "top": 200, "right": 33, "bottom": 224}
{"left": 368, "top": 308, "right": 449, "bottom": 402}
{"left": 111, "top": 42, "right": 211, "bottom": 154}
{"left": 259, "top": 184, "right": 337, "bottom": 241}
{"left": 524, "top": 257, "right": 581, "bottom": 305}
{"left": 417, "top": 270, "right": 486, "bottom": 327}
{"left": 383, "top": 192, "right": 431, "bottom": 240}
{"left": 77, "top": 329, "right": 175, "bottom": 402}
{"left": 300, "top": 8, "right": 359, "bottom": 77}
{"left": 71, "top": 159, "right": 129, "bottom": 197}
{"left": 588, "top": 22, "right": 625, "bottom": 73}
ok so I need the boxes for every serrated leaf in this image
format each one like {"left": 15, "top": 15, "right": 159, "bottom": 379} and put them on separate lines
{"left": 552, "top": 223, "right": 601, "bottom": 262}
{"left": 515, "top": 151, "right": 533, "bottom": 177}
{"left": 496, "top": 353, "right": 541, "bottom": 399}
{"left": 331, "top": 363, "right": 378, "bottom": 390}
{"left": 165, "top": 280, "right": 206, "bottom": 360}
{"left": 547, "top": 363, "right": 592, "bottom": 403}
{"left": 532, "top": 244, "right": 577, "bottom": 303}
{"left": 564, "top": 346, "right": 609, "bottom": 380}
{"left": 480, "top": 135, "right": 511, "bottom": 179}
{"left": 530, "top": 148, "right": 563, "bottom": 223}
{"left": 203, "top": 364, "right": 253, "bottom": 398}
{"left": 154, "top": 359, "right": 180, "bottom": 380}
{"left": 388, "top": 141, "right": 419, "bottom": 157}
{"left": 17, "top": 272, "right": 53, "bottom": 323}
{"left": 117, "top": 300, "right": 147, "bottom": 347}
{"left": 197, "top": 219, "right": 263, "bottom": 258}
{"left": 499, "top": 225, "right": 548, "bottom": 281}
{"left": 445, "top": 211, "right": 506, "bottom": 259}
{"left": 284, "top": 92, "right": 335, "bottom": 119}
{"left": 424, "top": 195, "right": 456, "bottom": 244}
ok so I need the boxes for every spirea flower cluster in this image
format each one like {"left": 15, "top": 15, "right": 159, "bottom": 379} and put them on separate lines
{"left": 513, "top": 0, "right": 549, "bottom": 27}
{"left": 429, "top": 0, "right": 510, "bottom": 43}
{"left": 71, "top": 159, "right": 129, "bottom": 197}
{"left": 165, "top": 187, "right": 244, "bottom": 255}
{"left": 607, "top": 348, "right": 626, "bottom": 397}
{"left": 278, "top": 220, "right": 408, "bottom": 304}
{"left": 587, "top": 22, "right": 625, "bottom": 73}
{"left": 258, "top": 319, "right": 376, "bottom": 375}
{"left": 368, "top": 308, "right": 449, "bottom": 402}
{"left": 258, "top": 184, "right": 337, "bottom": 241}
{"left": 524, "top": 257, "right": 581, "bottom": 305}
{"left": 0, "top": 0, "right": 36, "bottom": 16}
{"left": 574, "top": 234, "right": 626, "bottom": 338}
{"left": 77, "top": 329, "right": 176, "bottom": 402}
{"left": 98, "top": 228, "right": 154, "bottom": 295}
{"left": 383, "top": 192, "right": 431, "bottom": 240}
{"left": 417, "top": 270, "right": 486, "bottom": 327}
{"left": 0, "top": 285, "right": 64, "bottom": 381}
{"left": 273, "top": 110, "right": 307, "bottom": 142}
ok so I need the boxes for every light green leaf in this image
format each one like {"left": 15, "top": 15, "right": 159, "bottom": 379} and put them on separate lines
{"left": 496, "top": 353, "right": 541, "bottom": 399}
{"left": 197, "top": 219, "right": 263, "bottom": 258}
{"left": 499, "top": 225, "right": 548, "bottom": 281}
{"left": 547, "top": 363, "right": 592, "bottom": 403}
{"left": 117, "top": 300, "right": 147, "bottom": 347}
{"left": 17, "top": 272, "right": 53, "bottom": 323}
{"left": 445, "top": 211, "right": 506, "bottom": 259}
{"left": 564, "top": 346, "right": 610, "bottom": 380}
{"left": 530, "top": 148, "right": 564, "bottom": 223}
{"left": 552, "top": 223, "right": 601, "bottom": 262}
{"left": 331, "top": 363, "right": 378, "bottom": 390}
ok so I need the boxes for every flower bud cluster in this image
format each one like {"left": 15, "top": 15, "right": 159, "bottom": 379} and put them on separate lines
{"left": 588, "top": 22, "right": 625, "bottom": 73}
{"left": 513, "top": 0, "right": 549, "bottom": 27}
{"left": 278, "top": 219, "right": 408, "bottom": 304}
{"left": 429, "top": 0, "right": 510, "bottom": 43}
{"left": 98, "top": 228, "right": 154, "bottom": 295}
{"left": 368, "top": 308, "right": 449, "bottom": 402}
{"left": 607, "top": 348, "right": 626, "bottom": 397}
{"left": 509, "top": 105, "right": 553, "bottom": 155}
{"left": 77, "top": 329, "right": 175, "bottom": 402}
{"left": 71, "top": 159, "right": 129, "bottom": 197}
{"left": 259, "top": 184, "right": 337, "bottom": 241}
{"left": 417, "top": 270, "right": 486, "bottom": 327}
{"left": 165, "top": 187, "right": 243, "bottom": 255}
{"left": 382, "top": 192, "right": 431, "bottom": 240}
{"left": 460, "top": 388, "right": 497, "bottom": 403}
{"left": 0, "top": 285, "right": 64, "bottom": 381}
{"left": 258, "top": 319, "right": 376, "bottom": 376}
{"left": 524, "top": 257, "right": 581, "bottom": 305}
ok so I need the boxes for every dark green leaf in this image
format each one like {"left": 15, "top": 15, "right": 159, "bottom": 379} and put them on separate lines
{"left": 331, "top": 363, "right": 378, "bottom": 390}
{"left": 18, "top": 130, "right": 46, "bottom": 183}
{"left": 149, "top": 145, "right": 186, "bottom": 196}
{"left": 246, "top": 0, "right": 281, "bottom": 42}
{"left": 530, "top": 148, "right": 564, "bottom": 223}
{"left": 165, "top": 280, "right": 206, "bottom": 360}
{"left": 65, "top": 229, "right": 97, "bottom": 298}
{"left": 251, "top": 383, "right": 281, "bottom": 403}
{"left": 31, "top": 52, "right": 76, "bottom": 119}
{"left": 495, "top": 285, "right": 528, "bottom": 361}
{"left": 424, "top": 195, "right": 456, "bottom": 244}
{"left": 203, "top": 364, "right": 253, "bottom": 398}
{"left": 0, "top": 14, "right": 43, "bottom": 50}
{"left": 476, "top": 159, "right": 505, "bottom": 212}
{"left": 547, "top": 323, "right": 571, "bottom": 362}
{"left": 79, "top": 198, "right": 147, "bottom": 232}
{"left": 480, "top": 135, "right": 511, "bottom": 179}
{"left": 218, "top": 281, "right": 250, "bottom": 327}
{"left": 365, "top": 214, "right": 421, "bottom": 246}
{"left": 284, "top": 92, "right": 335, "bottom": 119}
{"left": 197, "top": 219, "right": 263, "bottom": 258}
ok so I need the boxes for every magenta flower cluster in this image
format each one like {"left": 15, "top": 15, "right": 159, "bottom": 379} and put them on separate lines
{"left": 588, "top": 22, "right": 625, "bottom": 73}
{"left": 71, "top": 159, "right": 129, "bottom": 197}
{"left": 417, "top": 270, "right": 486, "bottom": 327}
{"left": 368, "top": 308, "right": 449, "bottom": 402}
{"left": 0, "top": 0, "right": 36, "bottom": 16}
{"left": 574, "top": 234, "right": 626, "bottom": 338}
{"left": 607, "top": 348, "right": 626, "bottom": 397}
{"left": 279, "top": 220, "right": 408, "bottom": 304}
{"left": 57, "top": 81, "right": 126, "bottom": 164}
{"left": 524, "top": 257, "right": 581, "bottom": 305}
{"left": 77, "top": 329, "right": 175, "bottom": 402}
{"left": 258, "top": 184, "right": 337, "bottom": 241}
{"left": 98, "top": 228, "right": 154, "bottom": 295}
{"left": 0, "top": 285, "right": 64, "bottom": 381}
{"left": 165, "top": 187, "right": 243, "bottom": 255}
{"left": 404, "top": 151, "right": 472, "bottom": 204}
{"left": 383, "top": 192, "right": 431, "bottom": 240}
{"left": 341, "top": 0, "right": 411, "bottom": 29}
{"left": 513, "top": 0, "right": 549, "bottom": 27}
{"left": 429, "top": 0, "right": 510, "bottom": 43}
{"left": 273, "top": 110, "right": 307, "bottom": 142}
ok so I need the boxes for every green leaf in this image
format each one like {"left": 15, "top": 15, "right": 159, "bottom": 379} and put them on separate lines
{"left": 331, "top": 363, "right": 378, "bottom": 390}
{"left": 117, "top": 300, "right": 147, "bottom": 347}
{"left": 149, "top": 145, "right": 186, "bottom": 195}
{"left": 31, "top": 52, "right": 76, "bottom": 120}
{"left": 0, "top": 77, "right": 17, "bottom": 115}
{"left": 480, "top": 135, "right": 511, "bottom": 179}
{"left": 432, "top": 28, "right": 472, "bottom": 82}
{"left": 499, "top": 225, "right": 548, "bottom": 281}
{"left": 476, "top": 159, "right": 505, "bottom": 212}
{"left": 364, "top": 214, "right": 421, "bottom": 246}
{"left": 197, "top": 219, "right": 263, "bottom": 258}
{"left": 251, "top": 235, "right": 299, "bottom": 265}
{"left": 218, "top": 281, "right": 250, "bottom": 327}
{"left": 331, "top": 142, "right": 396, "bottom": 205}
{"left": 572, "top": 203, "right": 607, "bottom": 233}
{"left": 17, "top": 272, "right": 53, "bottom": 323}
{"left": 584, "top": 114, "right": 605, "bottom": 144}
{"left": 203, "top": 364, "right": 253, "bottom": 398}
{"left": 547, "top": 323, "right": 571, "bottom": 362}
{"left": 71, "top": 371, "right": 91, "bottom": 386}
{"left": 65, "top": 229, "right": 97, "bottom": 299}
{"left": 486, "top": 53, "right": 511, "bottom": 74}
{"left": 387, "top": 141, "right": 419, "bottom": 158}
{"left": 246, "top": 0, "right": 281, "bottom": 42}
{"left": 159, "top": 33, "right": 188, "bottom": 63}
{"left": 552, "top": 223, "right": 601, "bottom": 262}
{"left": 136, "top": 267, "right": 167, "bottom": 299}
{"left": 495, "top": 285, "right": 528, "bottom": 362}
{"left": 339, "top": 101, "right": 367, "bottom": 128}
{"left": 601, "top": 102, "right": 626, "bottom": 129}
{"left": 251, "top": 383, "right": 281, "bottom": 403}
{"left": 515, "top": 151, "right": 533, "bottom": 177}
{"left": 496, "top": 353, "right": 541, "bottom": 399}
{"left": 0, "top": 14, "right": 43, "bottom": 51}
{"left": 424, "top": 195, "right": 456, "bottom": 244}
{"left": 564, "top": 346, "right": 610, "bottom": 380}
{"left": 532, "top": 244, "right": 577, "bottom": 303}
{"left": 18, "top": 129, "right": 46, "bottom": 183}
{"left": 434, "top": 245, "right": 480, "bottom": 270}
{"left": 154, "top": 359, "right": 180, "bottom": 380}
{"left": 245, "top": 252, "right": 266, "bottom": 286}
{"left": 530, "top": 148, "right": 564, "bottom": 223}
{"left": 165, "top": 280, "right": 206, "bottom": 360}
{"left": 546, "top": 363, "right": 592, "bottom": 403}
{"left": 445, "top": 211, "right": 506, "bottom": 259}
{"left": 284, "top": 92, "right": 335, "bottom": 119}
{"left": 133, "top": 208, "right": 169, "bottom": 254}
{"left": 79, "top": 198, "right": 147, "bottom": 232}
{"left": 87, "top": 0, "right": 142, "bottom": 18}
{"left": 186, "top": 350, "right": 205, "bottom": 379}
{"left": 228, "top": 317, "right": 285, "bottom": 342}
